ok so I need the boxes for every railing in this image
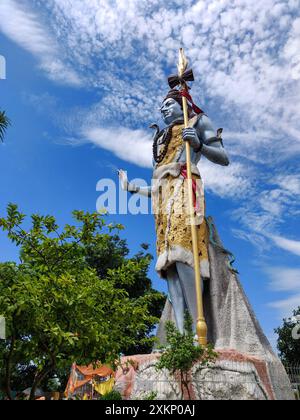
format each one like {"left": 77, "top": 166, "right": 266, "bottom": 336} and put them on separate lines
{"left": 284, "top": 365, "right": 300, "bottom": 400}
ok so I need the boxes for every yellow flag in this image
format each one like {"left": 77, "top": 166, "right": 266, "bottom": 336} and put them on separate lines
{"left": 93, "top": 377, "right": 115, "bottom": 396}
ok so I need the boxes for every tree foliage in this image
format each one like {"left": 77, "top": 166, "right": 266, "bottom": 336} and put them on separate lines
{"left": 0, "top": 110, "right": 10, "bottom": 143}
{"left": 275, "top": 307, "right": 300, "bottom": 366}
{"left": 0, "top": 204, "right": 165, "bottom": 399}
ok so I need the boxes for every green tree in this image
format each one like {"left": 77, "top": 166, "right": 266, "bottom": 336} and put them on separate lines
{"left": 0, "top": 110, "right": 10, "bottom": 143}
{"left": 0, "top": 204, "right": 165, "bottom": 399}
{"left": 156, "top": 314, "right": 217, "bottom": 400}
{"left": 275, "top": 307, "right": 300, "bottom": 366}
{"left": 85, "top": 239, "right": 165, "bottom": 355}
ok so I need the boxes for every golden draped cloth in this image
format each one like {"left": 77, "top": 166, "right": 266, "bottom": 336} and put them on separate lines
{"left": 152, "top": 119, "right": 210, "bottom": 279}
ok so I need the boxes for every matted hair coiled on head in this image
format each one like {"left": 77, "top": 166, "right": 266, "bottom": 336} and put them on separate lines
{"left": 163, "top": 88, "right": 204, "bottom": 119}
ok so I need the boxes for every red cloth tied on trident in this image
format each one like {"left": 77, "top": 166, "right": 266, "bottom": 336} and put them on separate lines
{"left": 180, "top": 164, "right": 203, "bottom": 216}
{"left": 180, "top": 89, "right": 204, "bottom": 115}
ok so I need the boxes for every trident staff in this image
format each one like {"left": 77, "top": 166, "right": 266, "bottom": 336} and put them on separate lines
{"left": 119, "top": 48, "right": 229, "bottom": 346}
{"left": 177, "top": 48, "right": 208, "bottom": 346}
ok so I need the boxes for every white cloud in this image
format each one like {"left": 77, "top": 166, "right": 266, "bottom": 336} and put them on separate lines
{"left": 8, "top": 0, "right": 298, "bottom": 155}
{"left": 273, "top": 175, "right": 300, "bottom": 196}
{"left": 230, "top": 169, "right": 300, "bottom": 253}
{"left": 83, "top": 126, "right": 153, "bottom": 168}
{"left": 0, "top": 0, "right": 53, "bottom": 55}
{"left": 81, "top": 123, "right": 250, "bottom": 198}
{"left": 231, "top": 228, "right": 269, "bottom": 251}
{"left": 266, "top": 267, "right": 300, "bottom": 292}
{"left": 200, "top": 160, "right": 251, "bottom": 199}
{"left": 2, "top": 0, "right": 300, "bottom": 254}
{"left": 267, "top": 267, "right": 300, "bottom": 318}
{"left": 270, "top": 235, "right": 300, "bottom": 257}
{"left": 35, "top": 0, "right": 300, "bottom": 203}
{"left": 283, "top": 17, "right": 300, "bottom": 81}
{"left": 0, "top": 0, "right": 81, "bottom": 86}
{"left": 269, "top": 295, "right": 300, "bottom": 318}
{"left": 2, "top": 0, "right": 300, "bottom": 159}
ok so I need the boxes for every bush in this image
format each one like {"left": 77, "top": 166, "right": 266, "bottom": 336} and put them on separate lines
{"left": 99, "top": 390, "right": 123, "bottom": 400}
{"left": 156, "top": 314, "right": 217, "bottom": 400}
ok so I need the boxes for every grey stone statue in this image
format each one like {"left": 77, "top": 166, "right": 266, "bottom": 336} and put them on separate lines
{"left": 119, "top": 90, "right": 293, "bottom": 400}
{"left": 119, "top": 91, "right": 293, "bottom": 399}
{"left": 119, "top": 92, "right": 229, "bottom": 335}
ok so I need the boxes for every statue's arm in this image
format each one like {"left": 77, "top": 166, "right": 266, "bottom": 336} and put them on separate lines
{"left": 118, "top": 170, "right": 152, "bottom": 198}
{"left": 131, "top": 186, "right": 152, "bottom": 198}
{"left": 196, "top": 115, "right": 230, "bottom": 166}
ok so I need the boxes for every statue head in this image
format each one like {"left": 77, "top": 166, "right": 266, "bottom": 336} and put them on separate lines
{"left": 160, "top": 98, "right": 183, "bottom": 125}
{"left": 161, "top": 89, "right": 194, "bottom": 125}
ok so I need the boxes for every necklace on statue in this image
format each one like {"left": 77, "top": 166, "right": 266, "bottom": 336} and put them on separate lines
{"left": 153, "top": 119, "right": 184, "bottom": 164}
{"left": 153, "top": 128, "right": 172, "bottom": 164}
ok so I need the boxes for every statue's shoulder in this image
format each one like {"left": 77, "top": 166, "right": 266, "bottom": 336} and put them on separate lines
{"left": 193, "top": 113, "right": 214, "bottom": 134}
{"left": 194, "top": 113, "right": 213, "bottom": 129}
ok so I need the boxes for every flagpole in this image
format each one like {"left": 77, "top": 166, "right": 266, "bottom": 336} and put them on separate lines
{"left": 177, "top": 48, "right": 207, "bottom": 346}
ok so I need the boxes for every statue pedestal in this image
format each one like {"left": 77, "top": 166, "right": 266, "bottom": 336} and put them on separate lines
{"left": 149, "top": 217, "right": 294, "bottom": 400}
{"left": 114, "top": 218, "right": 294, "bottom": 400}
{"left": 115, "top": 350, "right": 294, "bottom": 400}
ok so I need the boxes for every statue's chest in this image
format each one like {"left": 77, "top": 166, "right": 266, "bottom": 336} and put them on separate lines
{"left": 156, "top": 124, "right": 185, "bottom": 167}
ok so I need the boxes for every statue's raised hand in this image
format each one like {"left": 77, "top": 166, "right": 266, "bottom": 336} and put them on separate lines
{"left": 118, "top": 169, "right": 139, "bottom": 194}
{"left": 118, "top": 169, "right": 129, "bottom": 191}
{"left": 182, "top": 127, "right": 202, "bottom": 151}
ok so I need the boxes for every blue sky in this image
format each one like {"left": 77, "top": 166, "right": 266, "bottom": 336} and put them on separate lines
{"left": 0, "top": 0, "right": 300, "bottom": 350}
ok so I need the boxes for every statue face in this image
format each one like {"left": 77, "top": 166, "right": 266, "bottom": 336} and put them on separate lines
{"left": 160, "top": 98, "right": 183, "bottom": 125}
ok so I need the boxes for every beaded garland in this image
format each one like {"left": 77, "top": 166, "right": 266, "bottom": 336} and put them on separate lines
{"left": 153, "top": 120, "right": 184, "bottom": 164}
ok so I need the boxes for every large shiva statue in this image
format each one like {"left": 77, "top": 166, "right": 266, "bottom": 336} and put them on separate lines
{"left": 119, "top": 78, "right": 229, "bottom": 336}
{"left": 117, "top": 52, "right": 293, "bottom": 401}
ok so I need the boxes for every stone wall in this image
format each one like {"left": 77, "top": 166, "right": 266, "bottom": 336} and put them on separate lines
{"left": 115, "top": 350, "right": 294, "bottom": 400}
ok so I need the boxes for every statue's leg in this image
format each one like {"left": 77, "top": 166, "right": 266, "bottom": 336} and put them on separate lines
{"left": 166, "top": 264, "right": 185, "bottom": 334}
{"left": 175, "top": 262, "right": 202, "bottom": 333}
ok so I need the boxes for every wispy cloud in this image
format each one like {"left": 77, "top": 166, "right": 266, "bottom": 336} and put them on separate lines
{"left": 43, "top": 0, "right": 300, "bottom": 222}
{"left": 0, "top": 0, "right": 81, "bottom": 86}
{"left": 269, "top": 295, "right": 300, "bottom": 318}
{"left": 270, "top": 235, "right": 300, "bottom": 257}
{"left": 266, "top": 267, "right": 300, "bottom": 292}
{"left": 4, "top": 0, "right": 300, "bottom": 150}
{"left": 199, "top": 160, "right": 252, "bottom": 198}
{"left": 267, "top": 267, "right": 300, "bottom": 318}
{"left": 2, "top": 0, "right": 300, "bottom": 255}
{"left": 231, "top": 228, "right": 270, "bottom": 251}
{"left": 231, "top": 169, "right": 300, "bottom": 254}
{"left": 80, "top": 123, "right": 252, "bottom": 198}
{"left": 273, "top": 174, "right": 300, "bottom": 196}
{"left": 83, "top": 126, "right": 153, "bottom": 168}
